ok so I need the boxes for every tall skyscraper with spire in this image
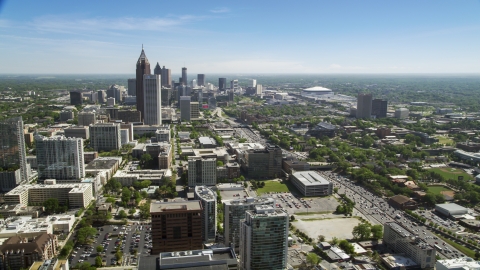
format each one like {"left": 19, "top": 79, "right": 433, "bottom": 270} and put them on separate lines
{"left": 136, "top": 46, "right": 151, "bottom": 122}
{"left": 154, "top": 62, "right": 161, "bottom": 75}
{"left": 182, "top": 67, "right": 187, "bottom": 86}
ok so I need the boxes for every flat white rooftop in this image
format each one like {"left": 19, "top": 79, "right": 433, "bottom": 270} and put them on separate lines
{"left": 292, "top": 171, "right": 331, "bottom": 186}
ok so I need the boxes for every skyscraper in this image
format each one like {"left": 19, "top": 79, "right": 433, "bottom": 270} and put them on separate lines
{"left": 180, "top": 96, "right": 191, "bottom": 121}
{"left": 356, "top": 93, "right": 373, "bottom": 119}
{"left": 187, "top": 157, "right": 216, "bottom": 186}
{"left": 182, "top": 67, "right": 187, "bottom": 86}
{"left": 230, "top": 80, "right": 239, "bottom": 92}
{"left": 97, "top": 90, "right": 106, "bottom": 103}
{"left": 194, "top": 186, "right": 217, "bottom": 242}
{"left": 70, "top": 91, "right": 82, "bottom": 105}
{"left": 89, "top": 123, "right": 121, "bottom": 152}
{"left": 136, "top": 47, "right": 151, "bottom": 122}
{"left": 127, "top": 78, "right": 136, "bottom": 96}
{"left": 197, "top": 74, "right": 205, "bottom": 87}
{"left": 154, "top": 62, "right": 161, "bottom": 75}
{"left": 372, "top": 98, "right": 388, "bottom": 118}
{"left": 161, "top": 66, "right": 171, "bottom": 87}
{"left": 219, "top": 78, "right": 227, "bottom": 91}
{"left": 0, "top": 117, "right": 27, "bottom": 192}
{"left": 143, "top": 74, "right": 162, "bottom": 125}
{"left": 239, "top": 206, "right": 289, "bottom": 270}
{"left": 250, "top": 79, "right": 256, "bottom": 88}
{"left": 35, "top": 135, "right": 85, "bottom": 182}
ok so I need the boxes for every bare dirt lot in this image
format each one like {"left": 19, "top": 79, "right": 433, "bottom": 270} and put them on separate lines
{"left": 293, "top": 217, "right": 361, "bottom": 241}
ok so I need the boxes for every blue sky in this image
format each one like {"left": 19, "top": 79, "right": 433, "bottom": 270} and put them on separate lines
{"left": 0, "top": 0, "right": 479, "bottom": 74}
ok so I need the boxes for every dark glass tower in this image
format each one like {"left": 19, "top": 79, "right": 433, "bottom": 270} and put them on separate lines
{"left": 197, "top": 74, "right": 205, "bottom": 87}
{"left": 136, "top": 47, "right": 151, "bottom": 121}
{"left": 154, "top": 62, "right": 162, "bottom": 75}
{"left": 219, "top": 78, "right": 227, "bottom": 91}
{"left": 0, "top": 116, "right": 27, "bottom": 191}
{"left": 182, "top": 67, "right": 187, "bottom": 86}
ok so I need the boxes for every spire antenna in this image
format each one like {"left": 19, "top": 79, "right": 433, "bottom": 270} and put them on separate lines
{"left": 142, "top": 44, "right": 144, "bottom": 50}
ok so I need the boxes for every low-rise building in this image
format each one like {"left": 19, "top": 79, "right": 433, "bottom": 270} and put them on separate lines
{"left": 0, "top": 233, "right": 57, "bottom": 270}
{"left": 198, "top": 137, "right": 217, "bottom": 148}
{"left": 113, "top": 169, "right": 170, "bottom": 186}
{"left": 290, "top": 171, "right": 333, "bottom": 197}
{"left": 436, "top": 257, "right": 480, "bottom": 270}
{"left": 435, "top": 203, "right": 468, "bottom": 219}
{"left": 388, "top": 195, "right": 418, "bottom": 210}
{"left": 158, "top": 248, "right": 237, "bottom": 270}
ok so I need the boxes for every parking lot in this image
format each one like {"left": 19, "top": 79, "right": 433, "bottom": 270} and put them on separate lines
{"left": 261, "top": 192, "right": 339, "bottom": 215}
{"left": 69, "top": 222, "right": 152, "bottom": 268}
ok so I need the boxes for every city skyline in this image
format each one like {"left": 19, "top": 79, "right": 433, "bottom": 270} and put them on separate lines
{"left": 0, "top": 0, "right": 479, "bottom": 74}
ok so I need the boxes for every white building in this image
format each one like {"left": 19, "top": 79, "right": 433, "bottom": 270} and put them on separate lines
{"left": 143, "top": 74, "right": 162, "bottom": 125}
{"left": 291, "top": 171, "right": 333, "bottom": 197}
{"left": 239, "top": 205, "right": 288, "bottom": 270}
{"left": 89, "top": 123, "right": 121, "bottom": 151}
{"left": 230, "top": 80, "right": 239, "bottom": 92}
{"left": 188, "top": 157, "right": 216, "bottom": 187}
{"left": 4, "top": 180, "right": 93, "bottom": 209}
{"left": 383, "top": 222, "right": 436, "bottom": 268}
{"left": 250, "top": 79, "right": 256, "bottom": 88}
{"left": 256, "top": 84, "right": 263, "bottom": 95}
{"left": 435, "top": 203, "right": 468, "bottom": 218}
{"left": 194, "top": 186, "right": 217, "bottom": 242}
{"left": 155, "top": 126, "right": 171, "bottom": 143}
{"left": 223, "top": 197, "right": 275, "bottom": 249}
{"left": 120, "top": 129, "right": 130, "bottom": 145}
{"left": 395, "top": 108, "right": 409, "bottom": 119}
{"left": 436, "top": 257, "right": 480, "bottom": 270}
{"left": 35, "top": 135, "right": 85, "bottom": 181}
{"left": 301, "top": 86, "right": 334, "bottom": 97}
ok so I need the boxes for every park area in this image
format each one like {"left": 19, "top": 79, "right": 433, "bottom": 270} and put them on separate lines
{"left": 293, "top": 217, "right": 361, "bottom": 241}
{"left": 428, "top": 167, "right": 473, "bottom": 181}
{"left": 256, "top": 180, "right": 291, "bottom": 195}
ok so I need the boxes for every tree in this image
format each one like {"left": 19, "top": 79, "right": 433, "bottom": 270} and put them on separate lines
{"left": 77, "top": 227, "right": 97, "bottom": 245}
{"left": 329, "top": 237, "right": 339, "bottom": 245}
{"left": 96, "top": 245, "right": 104, "bottom": 253}
{"left": 43, "top": 198, "right": 60, "bottom": 214}
{"left": 95, "top": 256, "right": 103, "bottom": 267}
{"left": 371, "top": 225, "right": 383, "bottom": 240}
{"left": 115, "top": 251, "right": 123, "bottom": 261}
{"left": 306, "top": 253, "right": 321, "bottom": 267}
{"left": 352, "top": 223, "right": 371, "bottom": 240}
{"left": 216, "top": 160, "right": 224, "bottom": 167}
{"left": 317, "top": 235, "right": 326, "bottom": 243}
{"left": 118, "top": 210, "right": 127, "bottom": 219}
{"left": 339, "top": 240, "right": 355, "bottom": 255}
{"left": 290, "top": 215, "right": 295, "bottom": 222}
{"left": 105, "top": 197, "right": 116, "bottom": 204}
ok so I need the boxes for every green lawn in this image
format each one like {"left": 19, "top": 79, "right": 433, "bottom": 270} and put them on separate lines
{"left": 256, "top": 180, "right": 291, "bottom": 195}
{"left": 428, "top": 185, "right": 452, "bottom": 195}
{"left": 435, "top": 135, "right": 454, "bottom": 145}
{"left": 428, "top": 168, "right": 473, "bottom": 181}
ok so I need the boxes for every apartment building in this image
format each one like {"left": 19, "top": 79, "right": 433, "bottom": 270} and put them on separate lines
{"left": 194, "top": 186, "right": 217, "bottom": 242}
{"left": 89, "top": 123, "right": 121, "bottom": 152}
{"left": 188, "top": 157, "right": 216, "bottom": 187}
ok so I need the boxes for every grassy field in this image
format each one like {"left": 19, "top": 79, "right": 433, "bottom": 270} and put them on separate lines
{"left": 256, "top": 180, "right": 291, "bottom": 195}
{"left": 435, "top": 135, "right": 454, "bottom": 145}
{"left": 428, "top": 185, "right": 453, "bottom": 195}
{"left": 428, "top": 167, "right": 473, "bottom": 181}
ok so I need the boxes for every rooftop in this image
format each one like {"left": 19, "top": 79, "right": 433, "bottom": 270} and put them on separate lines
{"left": 292, "top": 171, "right": 331, "bottom": 186}
{"left": 224, "top": 197, "right": 275, "bottom": 206}
{"left": 150, "top": 200, "right": 202, "bottom": 213}
{"left": 436, "top": 257, "right": 480, "bottom": 269}
{"left": 382, "top": 254, "right": 418, "bottom": 268}
{"left": 194, "top": 186, "right": 216, "bottom": 202}
{"left": 303, "top": 86, "right": 332, "bottom": 92}
{"left": 436, "top": 203, "right": 468, "bottom": 212}
{"left": 6, "top": 183, "right": 91, "bottom": 196}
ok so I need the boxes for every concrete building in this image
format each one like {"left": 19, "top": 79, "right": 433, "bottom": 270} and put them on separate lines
{"left": 97, "top": 90, "right": 106, "bottom": 103}
{"left": 435, "top": 203, "right": 468, "bottom": 219}
{"left": 106, "top": 97, "right": 115, "bottom": 106}
{"left": 223, "top": 197, "right": 275, "bottom": 249}
{"left": 453, "top": 150, "right": 480, "bottom": 163}
{"left": 239, "top": 205, "right": 289, "bottom": 270}
{"left": 256, "top": 84, "right": 263, "bottom": 95}
{"left": 230, "top": 80, "right": 239, "bottom": 92}
{"left": 180, "top": 96, "right": 191, "bottom": 121}
{"left": 0, "top": 117, "right": 28, "bottom": 192}
{"left": 383, "top": 222, "right": 436, "bottom": 268}
{"left": 150, "top": 200, "right": 203, "bottom": 253}
{"left": 158, "top": 248, "right": 237, "bottom": 270}
{"left": 194, "top": 186, "right": 217, "bottom": 242}
{"left": 35, "top": 135, "right": 84, "bottom": 181}
{"left": 5, "top": 180, "right": 94, "bottom": 209}
{"left": 161, "top": 66, "right": 171, "bottom": 88}
{"left": 155, "top": 127, "right": 171, "bottom": 143}
{"left": 188, "top": 157, "right": 216, "bottom": 187}
{"left": 118, "top": 110, "right": 142, "bottom": 123}
{"left": 113, "top": 169, "right": 168, "bottom": 186}
{"left": 242, "top": 144, "right": 283, "bottom": 179}
{"left": 64, "top": 126, "right": 89, "bottom": 139}
{"left": 395, "top": 108, "right": 409, "bottom": 119}
{"left": 436, "top": 257, "right": 480, "bottom": 270}
{"left": 128, "top": 78, "right": 136, "bottom": 96}
{"left": 198, "top": 137, "right": 217, "bottom": 148}
{"left": 59, "top": 110, "right": 74, "bottom": 122}
{"left": 356, "top": 93, "right": 372, "bottom": 119}
{"left": 77, "top": 112, "right": 96, "bottom": 126}
{"left": 89, "top": 123, "right": 121, "bottom": 151}
{"left": 290, "top": 171, "right": 333, "bottom": 196}
{"left": 143, "top": 74, "right": 162, "bottom": 125}
{"left": 301, "top": 86, "right": 333, "bottom": 98}
{"left": 0, "top": 233, "right": 58, "bottom": 270}
{"left": 182, "top": 67, "right": 187, "bottom": 86}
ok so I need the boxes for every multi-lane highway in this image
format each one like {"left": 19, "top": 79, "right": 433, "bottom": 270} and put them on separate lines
{"left": 319, "top": 171, "right": 467, "bottom": 259}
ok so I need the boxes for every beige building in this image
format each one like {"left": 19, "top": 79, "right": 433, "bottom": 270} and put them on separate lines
{"left": 4, "top": 180, "right": 93, "bottom": 209}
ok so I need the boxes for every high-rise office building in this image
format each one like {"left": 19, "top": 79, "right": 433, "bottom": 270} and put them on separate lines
{"left": 256, "top": 84, "right": 263, "bottom": 95}
{"left": 161, "top": 66, "right": 171, "bottom": 87}
{"left": 197, "top": 74, "right": 205, "bottom": 87}
{"left": 182, "top": 67, "right": 187, "bottom": 86}
{"left": 35, "top": 135, "right": 85, "bottom": 181}
{"left": 161, "top": 88, "right": 172, "bottom": 106}
{"left": 127, "top": 78, "right": 136, "bottom": 96}
{"left": 107, "top": 84, "right": 124, "bottom": 103}
{"left": 69, "top": 91, "right": 82, "bottom": 105}
{"left": 219, "top": 78, "right": 227, "bottom": 91}
{"left": 371, "top": 98, "right": 388, "bottom": 118}
{"left": 356, "top": 93, "right": 373, "bottom": 119}
{"left": 240, "top": 205, "right": 289, "bottom": 270}
{"left": 187, "top": 157, "right": 216, "bottom": 187}
{"left": 89, "top": 123, "right": 121, "bottom": 152}
{"left": 150, "top": 200, "right": 203, "bottom": 253}
{"left": 136, "top": 47, "right": 151, "bottom": 122}
{"left": 154, "top": 62, "right": 161, "bottom": 75}
{"left": 194, "top": 186, "right": 217, "bottom": 242}
{"left": 143, "top": 74, "right": 162, "bottom": 125}
{"left": 230, "top": 80, "right": 239, "bottom": 92}
{"left": 191, "top": 79, "right": 197, "bottom": 88}
{"left": 0, "top": 117, "right": 27, "bottom": 192}
{"left": 223, "top": 197, "right": 275, "bottom": 249}
{"left": 190, "top": 102, "right": 200, "bottom": 120}
{"left": 244, "top": 144, "right": 283, "bottom": 179}
{"left": 180, "top": 96, "right": 191, "bottom": 122}
{"left": 250, "top": 79, "right": 256, "bottom": 88}
{"left": 97, "top": 90, "right": 106, "bottom": 103}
